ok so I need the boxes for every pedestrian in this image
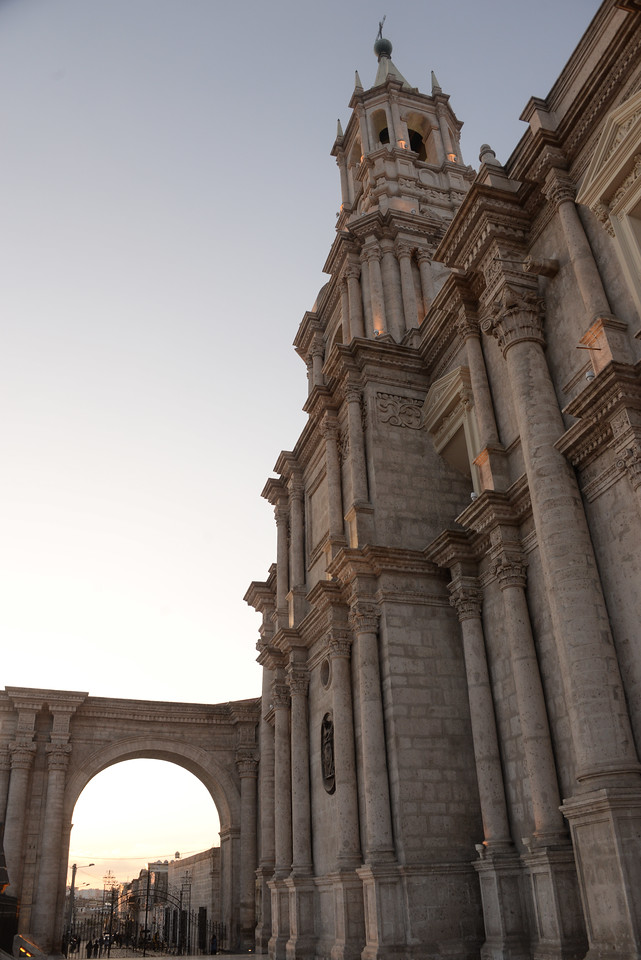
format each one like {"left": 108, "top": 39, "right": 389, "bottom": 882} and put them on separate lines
{"left": 86, "top": 940, "right": 93, "bottom": 959}
{"left": 210, "top": 933, "right": 217, "bottom": 955}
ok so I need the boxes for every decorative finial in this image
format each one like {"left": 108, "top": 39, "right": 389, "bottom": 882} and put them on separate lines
{"left": 336, "top": 119, "right": 344, "bottom": 140}
{"left": 479, "top": 144, "right": 501, "bottom": 166}
{"left": 374, "top": 15, "right": 392, "bottom": 59}
{"left": 431, "top": 71, "right": 442, "bottom": 95}
{"left": 354, "top": 70, "right": 363, "bottom": 93}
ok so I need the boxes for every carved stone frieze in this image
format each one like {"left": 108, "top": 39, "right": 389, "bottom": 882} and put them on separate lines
{"left": 616, "top": 442, "right": 641, "bottom": 490}
{"left": 376, "top": 392, "right": 423, "bottom": 429}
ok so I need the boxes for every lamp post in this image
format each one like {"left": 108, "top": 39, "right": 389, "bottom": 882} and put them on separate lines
{"left": 67, "top": 863, "right": 95, "bottom": 937}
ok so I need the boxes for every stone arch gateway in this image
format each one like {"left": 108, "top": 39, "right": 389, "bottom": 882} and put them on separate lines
{"left": 0, "top": 687, "right": 260, "bottom": 954}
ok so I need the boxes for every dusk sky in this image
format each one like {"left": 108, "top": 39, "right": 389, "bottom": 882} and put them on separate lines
{"left": 1, "top": 0, "right": 602, "bottom": 883}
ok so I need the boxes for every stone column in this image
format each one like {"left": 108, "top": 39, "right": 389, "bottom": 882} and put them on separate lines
{"left": 336, "top": 153, "right": 350, "bottom": 207}
{"left": 288, "top": 476, "right": 305, "bottom": 590}
{"left": 482, "top": 282, "right": 641, "bottom": 960}
{"left": 288, "top": 668, "right": 312, "bottom": 875}
{"left": 355, "top": 106, "right": 370, "bottom": 155}
{"left": 359, "top": 255, "right": 373, "bottom": 336}
{"left": 437, "top": 105, "right": 455, "bottom": 158}
{"left": 321, "top": 416, "right": 345, "bottom": 552}
{"left": 272, "top": 681, "right": 292, "bottom": 878}
{"left": 364, "top": 246, "right": 386, "bottom": 336}
{"left": 481, "top": 284, "right": 639, "bottom": 784}
{"left": 329, "top": 637, "right": 361, "bottom": 868}
{"left": 285, "top": 665, "right": 315, "bottom": 958}
{"left": 311, "top": 335, "right": 324, "bottom": 388}
{"left": 340, "top": 278, "right": 351, "bottom": 343}
{"left": 237, "top": 753, "right": 258, "bottom": 953}
{"left": 256, "top": 666, "right": 275, "bottom": 954}
{"left": 4, "top": 741, "right": 36, "bottom": 896}
{"left": 0, "top": 748, "right": 10, "bottom": 825}
{"left": 493, "top": 550, "right": 566, "bottom": 843}
{"left": 345, "top": 387, "right": 368, "bottom": 506}
{"left": 417, "top": 249, "right": 436, "bottom": 315}
{"left": 32, "top": 744, "right": 72, "bottom": 951}
{"left": 380, "top": 240, "right": 404, "bottom": 340}
{"left": 345, "top": 264, "right": 365, "bottom": 339}
{"left": 389, "top": 94, "right": 409, "bottom": 148}
{"left": 396, "top": 242, "right": 419, "bottom": 330}
{"left": 275, "top": 501, "right": 289, "bottom": 627}
{"left": 449, "top": 577, "right": 530, "bottom": 960}
{"left": 543, "top": 170, "right": 612, "bottom": 322}
{"left": 448, "top": 579, "right": 512, "bottom": 848}
{"left": 269, "top": 680, "right": 291, "bottom": 960}
{"left": 349, "top": 603, "right": 394, "bottom": 861}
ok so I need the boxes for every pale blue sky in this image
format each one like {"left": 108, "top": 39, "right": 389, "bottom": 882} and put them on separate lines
{"left": 0, "top": 0, "right": 602, "bottom": 878}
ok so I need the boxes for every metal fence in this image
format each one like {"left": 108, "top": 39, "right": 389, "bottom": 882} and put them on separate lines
{"left": 65, "top": 912, "right": 227, "bottom": 956}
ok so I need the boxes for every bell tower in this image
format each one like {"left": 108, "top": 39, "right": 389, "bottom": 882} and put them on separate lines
{"left": 326, "top": 26, "right": 474, "bottom": 340}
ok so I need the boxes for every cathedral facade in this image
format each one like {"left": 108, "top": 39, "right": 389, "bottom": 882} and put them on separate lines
{"left": 246, "top": 2, "right": 641, "bottom": 959}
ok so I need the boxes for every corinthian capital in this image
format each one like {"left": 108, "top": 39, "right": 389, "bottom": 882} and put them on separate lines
{"left": 542, "top": 169, "right": 576, "bottom": 208}
{"left": 481, "top": 285, "right": 545, "bottom": 356}
{"left": 9, "top": 741, "right": 37, "bottom": 769}
{"left": 46, "top": 742, "right": 72, "bottom": 770}
{"left": 349, "top": 602, "right": 380, "bottom": 635}
{"left": 448, "top": 578, "right": 482, "bottom": 621}
{"left": 236, "top": 750, "right": 259, "bottom": 778}
{"left": 493, "top": 553, "right": 528, "bottom": 590}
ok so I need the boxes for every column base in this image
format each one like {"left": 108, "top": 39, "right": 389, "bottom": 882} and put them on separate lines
{"left": 268, "top": 878, "right": 290, "bottom": 960}
{"left": 255, "top": 867, "right": 274, "bottom": 955}
{"left": 521, "top": 835, "right": 586, "bottom": 960}
{"left": 328, "top": 870, "right": 366, "bottom": 960}
{"left": 356, "top": 862, "right": 405, "bottom": 960}
{"left": 474, "top": 847, "right": 529, "bottom": 960}
{"left": 561, "top": 787, "right": 641, "bottom": 960}
{"left": 285, "top": 875, "right": 316, "bottom": 960}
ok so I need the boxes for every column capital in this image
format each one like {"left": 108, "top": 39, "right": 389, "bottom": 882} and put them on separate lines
{"left": 9, "top": 741, "right": 37, "bottom": 769}
{"left": 0, "top": 748, "right": 11, "bottom": 773}
{"left": 236, "top": 751, "right": 259, "bottom": 778}
{"left": 349, "top": 602, "right": 380, "bottom": 635}
{"left": 481, "top": 284, "right": 545, "bottom": 357}
{"left": 287, "top": 474, "right": 305, "bottom": 501}
{"left": 345, "top": 262, "right": 361, "bottom": 281}
{"left": 271, "top": 682, "right": 290, "bottom": 710}
{"left": 320, "top": 415, "right": 340, "bottom": 441}
{"left": 274, "top": 503, "right": 289, "bottom": 526}
{"left": 362, "top": 244, "right": 381, "bottom": 264}
{"left": 542, "top": 169, "right": 576, "bottom": 208}
{"left": 46, "top": 742, "right": 72, "bottom": 771}
{"left": 345, "top": 384, "right": 362, "bottom": 406}
{"left": 448, "top": 577, "right": 483, "bottom": 621}
{"left": 288, "top": 667, "right": 309, "bottom": 698}
{"left": 493, "top": 553, "right": 528, "bottom": 590}
{"left": 415, "top": 247, "right": 434, "bottom": 265}
{"left": 329, "top": 636, "right": 353, "bottom": 660}
{"left": 394, "top": 240, "right": 414, "bottom": 261}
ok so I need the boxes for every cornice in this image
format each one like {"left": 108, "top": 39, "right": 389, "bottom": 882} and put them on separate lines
{"left": 435, "top": 182, "right": 530, "bottom": 274}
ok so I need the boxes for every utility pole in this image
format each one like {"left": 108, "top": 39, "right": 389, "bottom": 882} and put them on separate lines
{"left": 67, "top": 863, "right": 95, "bottom": 939}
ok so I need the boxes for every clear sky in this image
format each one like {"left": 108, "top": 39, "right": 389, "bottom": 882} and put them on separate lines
{"left": 0, "top": 0, "right": 602, "bottom": 883}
